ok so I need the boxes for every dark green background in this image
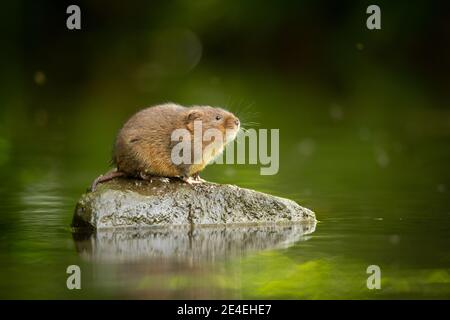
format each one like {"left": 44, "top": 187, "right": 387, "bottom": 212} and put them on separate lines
{"left": 0, "top": 0, "right": 449, "bottom": 298}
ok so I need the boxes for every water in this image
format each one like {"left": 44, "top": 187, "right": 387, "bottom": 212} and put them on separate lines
{"left": 0, "top": 66, "right": 449, "bottom": 299}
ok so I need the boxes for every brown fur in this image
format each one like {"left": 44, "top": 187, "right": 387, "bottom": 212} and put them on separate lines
{"left": 90, "top": 103, "right": 239, "bottom": 190}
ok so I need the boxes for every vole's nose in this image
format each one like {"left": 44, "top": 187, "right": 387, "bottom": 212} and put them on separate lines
{"left": 234, "top": 118, "right": 240, "bottom": 126}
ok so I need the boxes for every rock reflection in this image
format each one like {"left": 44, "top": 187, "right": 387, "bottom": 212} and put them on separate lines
{"left": 73, "top": 222, "right": 316, "bottom": 263}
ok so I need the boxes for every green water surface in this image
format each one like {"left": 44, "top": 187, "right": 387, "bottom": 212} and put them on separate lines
{"left": 1, "top": 63, "right": 449, "bottom": 299}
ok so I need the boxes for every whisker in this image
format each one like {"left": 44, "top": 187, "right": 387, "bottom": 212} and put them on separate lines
{"left": 224, "top": 99, "right": 261, "bottom": 130}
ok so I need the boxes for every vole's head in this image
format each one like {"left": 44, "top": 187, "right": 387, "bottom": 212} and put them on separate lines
{"left": 185, "top": 106, "right": 240, "bottom": 143}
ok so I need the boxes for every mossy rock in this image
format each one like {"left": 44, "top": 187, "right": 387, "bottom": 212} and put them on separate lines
{"left": 72, "top": 177, "right": 316, "bottom": 230}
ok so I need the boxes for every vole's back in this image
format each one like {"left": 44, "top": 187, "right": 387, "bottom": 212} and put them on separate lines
{"left": 113, "top": 103, "right": 186, "bottom": 177}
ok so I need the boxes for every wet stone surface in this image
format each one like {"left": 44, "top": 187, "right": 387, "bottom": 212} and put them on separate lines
{"left": 73, "top": 177, "right": 316, "bottom": 230}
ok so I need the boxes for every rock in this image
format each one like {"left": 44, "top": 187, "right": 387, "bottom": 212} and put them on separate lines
{"left": 72, "top": 177, "right": 316, "bottom": 230}
{"left": 73, "top": 223, "right": 316, "bottom": 263}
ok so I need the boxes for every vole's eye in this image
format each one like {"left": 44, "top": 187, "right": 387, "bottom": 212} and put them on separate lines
{"left": 215, "top": 115, "right": 222, "bottom": 121}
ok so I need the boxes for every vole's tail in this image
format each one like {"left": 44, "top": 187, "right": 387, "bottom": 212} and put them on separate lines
{"left": 90, "top": 169, "right": 125, "bottom": 192}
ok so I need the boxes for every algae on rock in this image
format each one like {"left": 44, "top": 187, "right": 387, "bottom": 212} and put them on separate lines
{"left": 73, "top": 177, "right": 316, "bottom": 230}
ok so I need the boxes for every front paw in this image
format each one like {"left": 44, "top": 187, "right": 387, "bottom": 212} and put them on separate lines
{"left": 191, "top": 173, "right": 206, "bottom": 183}
{"left": 181, "top": 176, "right": 203, "bottom": 184}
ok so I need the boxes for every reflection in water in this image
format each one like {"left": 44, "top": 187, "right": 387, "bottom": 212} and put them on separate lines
{"left": 72, "top": 223, "right": 316, "bottom": 298}
{"left": 18, "top": 171, "right": 70, "bottom": 231}
{"left": 73, "top": 223, "right": 316, "bottom": 263}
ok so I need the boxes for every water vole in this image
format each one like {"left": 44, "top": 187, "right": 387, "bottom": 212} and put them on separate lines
{"left": 90, "top": 103, "right": 240, "bottom": 191}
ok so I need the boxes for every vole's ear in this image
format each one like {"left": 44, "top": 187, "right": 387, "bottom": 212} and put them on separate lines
{"left": 186, "top": 110, "right": 202, "bottom": 122}
{"left": 185, "top": 110, "right": 202, "bottom": 131}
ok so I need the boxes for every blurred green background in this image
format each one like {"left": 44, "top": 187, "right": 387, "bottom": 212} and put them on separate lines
{"left": 0, "top": 0, "right": 449, "bottom": 299}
